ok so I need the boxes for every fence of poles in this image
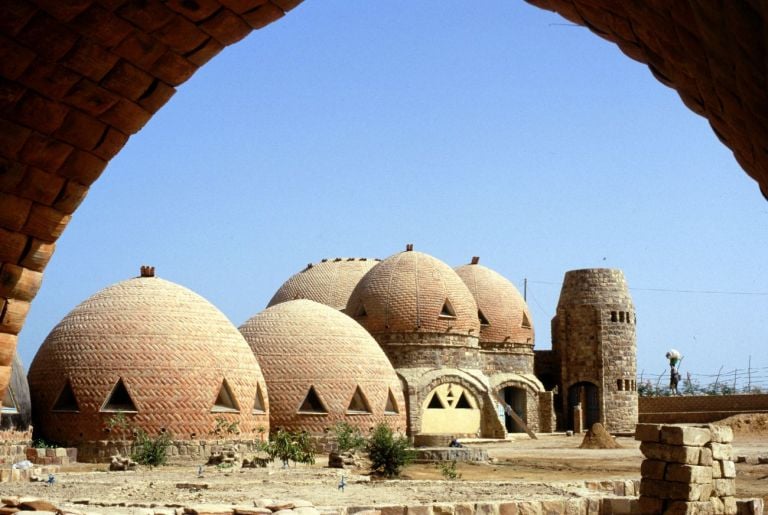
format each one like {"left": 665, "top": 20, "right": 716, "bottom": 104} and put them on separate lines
{"left": 638, "top": 362, "right": 768, "bottom": 396}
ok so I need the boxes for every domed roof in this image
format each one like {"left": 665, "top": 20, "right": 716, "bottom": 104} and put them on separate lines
{"left": 267, "top": 258, "right": 380, "bottom": 310}
{"left": 455, "top": 259, "right": 534, "bottom": 346}
{"left": 1, "top": 353, "right": 31, "bottom": 431}
{"left": 346, "top": 249, "right": 480, "bottom": 336}
{"left": 28, "top": 269, "right": 269, "bottom": 444}
{"left": 557, "top": 268, "right": 634, "bottom": 308}
{"left": 239, "top": 299, "right": 406, "bottom": 434}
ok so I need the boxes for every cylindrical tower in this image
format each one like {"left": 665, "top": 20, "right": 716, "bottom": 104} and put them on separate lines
{"left": 551, "top": 268, "right": 637, "bottom": 433}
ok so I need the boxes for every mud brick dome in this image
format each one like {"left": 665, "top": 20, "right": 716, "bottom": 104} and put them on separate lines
{"left": 551, "top": 268, "right": 638, "bottom": 433}
{"left": 267, "top": 258, "right": 380, "bottom": 311}
{"left": 347, "top": 247, "right": 480, "bottom": 369}
{"left": 239, "top": 299, "right": 406, "bottom": 435}
{"left": 455, "top": 258, "right": 535, "bottom": 373}
{"left": 27, "top": 269, "right": 270, "bottom": 445}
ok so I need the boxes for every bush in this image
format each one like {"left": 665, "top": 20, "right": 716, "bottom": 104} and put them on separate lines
{"left": 265, "top": 429, "right": 316, "bottom": 467}
{"left": 437, "top": 460, "right": 461, "bottom": 480}
{"left": 331, "top": 422, "right": 366, "bottom": 453}
{"left": 366, "top": 424, "right": 414, "bottom": 478}
{"left": 131, "top": 430, "right": 172, "bottom": 467}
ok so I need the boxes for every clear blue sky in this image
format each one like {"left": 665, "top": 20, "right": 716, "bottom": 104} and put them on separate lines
{"left": 18, "top": 2, "right": 768, "bottom": 386}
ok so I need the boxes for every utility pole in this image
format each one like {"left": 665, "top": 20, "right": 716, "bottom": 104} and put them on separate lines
{"left": 524, "top": 278, "right": 527, "bottom": 301}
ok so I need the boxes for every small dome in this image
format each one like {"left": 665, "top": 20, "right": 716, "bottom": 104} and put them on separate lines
{"left": 239, "top": 299, "right": 406, "bottom": 434}
{"left": 557, "top": 268, "right": 634, "bottom": 308}
{"left": 1, "top": 353, "right": 31, "bottom": 431}
{"left": 347, "top": 250, "right": 480, "bottom": 336}
{"left": 268, "top": 258, "right": 380, "bottom": 310}
{"left": 455, "top": 260, "right": 534, "bottom": 345}
{"left": 28, "top": 273, "right": 269, "bottom": 444}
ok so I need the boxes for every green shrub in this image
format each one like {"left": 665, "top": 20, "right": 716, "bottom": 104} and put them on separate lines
{"left": 266, "top": 429, "right": 316, "bottom": 467}
{"left": 437, "top": 460, "right": 461, "bottom": 480}
{"left": 366, "top": 424, "right": 414, "bottom": 478}
{"left": 331, "top": 422, "right": 366, "bottom": 453}
{"left": 131, "top": 430, "right": 172, "bottom": 467}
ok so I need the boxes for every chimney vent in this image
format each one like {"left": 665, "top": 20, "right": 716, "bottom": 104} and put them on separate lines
{"left": 471, "top": 256, "right": 480, "bottom": 265}
{"left": 405, "top": 243, "right": 413, "bottom": 252}
{"left": 140, "top": 265, "right": 155, "bottom": 278}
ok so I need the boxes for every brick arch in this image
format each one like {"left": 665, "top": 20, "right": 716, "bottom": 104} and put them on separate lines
{"left": 1, "top": 0, "right": 768, "bottom": 407}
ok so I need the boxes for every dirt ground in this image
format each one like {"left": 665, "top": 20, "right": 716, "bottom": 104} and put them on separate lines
{"left": 1, "top": 433, "right": 766, "bottom": 513}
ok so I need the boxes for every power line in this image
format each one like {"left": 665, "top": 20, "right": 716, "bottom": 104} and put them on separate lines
{"left": 525, "top": 279, "right": 768, "bottom": 297}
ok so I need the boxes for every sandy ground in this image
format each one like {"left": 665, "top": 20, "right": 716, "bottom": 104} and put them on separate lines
{"left": 1, "top": 433, "right": 766, "bottom": 513}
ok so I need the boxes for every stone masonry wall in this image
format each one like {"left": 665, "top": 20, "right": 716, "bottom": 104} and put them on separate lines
{"left": 635, "top": 423, "right": 739, "bottom": 514}
{"left": 376, "top": 333, "right": 481, "bottom": 369}
{"left": 480, "top": 345, "right": 533, "bottom": 376}
{"left": 76, "top": 439, "right": 266, "bottom": 463}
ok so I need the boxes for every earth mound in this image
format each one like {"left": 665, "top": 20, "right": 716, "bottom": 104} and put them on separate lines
{"left": 579, "top": 423, "right": 622, "bottom": 449}
{"left": 716, "top": 412, "right": 768, "bottom": 436}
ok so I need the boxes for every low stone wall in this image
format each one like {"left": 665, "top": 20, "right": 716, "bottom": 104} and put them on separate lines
{"left": 76, "top": 439, "right": 266, "bottom": 463}
{"left": 26, "top": 446, "right": 77, "bottom": 465}
{"left": 0, "top": 429, "right": 31, "bottom": 465}
{"left": 412, "top": 447, "right": 488, "bottom": 463}
{"left": 639, "top": 394, "right": 768, "bottom": 424}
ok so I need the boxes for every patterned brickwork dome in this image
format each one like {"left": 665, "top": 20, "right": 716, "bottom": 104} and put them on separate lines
{"left": 346, "top": 248, "right": 480, "bottom": 337}
{"left": 267, "top": 258, "right": 380, "bottom": 311}
{"left": 28, "top": 267, "right": 269, "bottom": 445}
{"left": 239, "top": 299, "right": 406, "bottom": 434}
{"left": 455, "top": 258, "right": 534, "bottom": 346}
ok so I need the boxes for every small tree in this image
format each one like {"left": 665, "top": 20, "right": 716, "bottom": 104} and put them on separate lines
{"left": 265, "top": 429, "right": 316, "bottom": 467}
{"left": 131, "top": 429, "right": 173, "bottom": 467}
{"left": 331, "top": 422, "right": 366, "bottom": 453}
{"left": 366, "top": 423, "right": 414, "bottom": 478}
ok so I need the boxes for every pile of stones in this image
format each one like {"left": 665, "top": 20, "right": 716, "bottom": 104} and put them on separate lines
{"left": 206, "top": 445, "right": 240, "bottom": 467}
{"left": 109, "top": 454, "right": 137, "bottom": 471}
{"left": 635, "top": 423, "right": 737, "bottom": 514}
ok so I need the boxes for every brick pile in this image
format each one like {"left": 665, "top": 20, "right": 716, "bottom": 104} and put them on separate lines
{"left": 25, "top": 446, "right": 77, "bottom": 465}
{"left": 635, "top": 423, "right": 738, "bottom": 514}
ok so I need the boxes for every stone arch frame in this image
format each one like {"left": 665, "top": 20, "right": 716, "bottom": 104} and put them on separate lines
{"left": 492, "top": 375, "right": 543, "bottom": 433}
{"left": 1, "top": 0, "right": 767, "bottom": 408}
{"left": 565, "top": 379, "right": 602, "bottom": 431}
{"left": 407, "top": 369, "right": 492, "bottom": 437}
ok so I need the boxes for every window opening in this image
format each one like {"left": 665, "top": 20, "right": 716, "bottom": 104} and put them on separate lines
{"left": 617, "top": 379, "right": 624, "bottom": 391}
{"left": 355, "top": 304, "right": 367, "bottom": 317}
{"left": 478, "top": 310, "right": 490, "bottom": 326}
{"left": 101, "top": 378, "right": 138, "bottom": 412}
{"left": 454, "top": 391, "right": 473, "bottom": 409}
{"left": 347, "top": 386, "right": 372, "bottom": 413}
{"left": 440, "top": 299, "right": 456, "bottom": 318}
{"left": 384, "top": 388, "right": 399, "bottom": 414}
{"left": 52, "top": 379, "right": 79, "bottom": 412}
{"left": 252, "top": 383, "right": 266, "bottom": 413}
{"left": 211, "top": 378, "right": 240, "bottom": 413}
{"left": 522, "top": 312, "right": 531, "bottom": 328}
{"left": 610, "top": 311, "right": 618, "bottom": 322}
{"left": 1, "top": 385, "right": 18, "bottom": 414}
{"left": 619, "top": 311, "right": 625, "bottom": 322}
{"left": 427, "top": 392, "right": 446, "bottom": 409}
{"left": 298, "top": 386, "right": 328, "bottom": 414}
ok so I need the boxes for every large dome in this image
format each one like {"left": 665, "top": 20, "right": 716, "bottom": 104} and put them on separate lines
{"left": 455, "top": 260, "right": 534, "bottom": 346}
{"left": 239, "top": 299, "right": 406, "bottom": 434}
{"left": 267, "top": 258, "right": 380, "bottom": 311}
{"left": 346, "top": 249, "right": 480, "bottom": 336}
{"left": 28, "top": 270, "right": 269, "bottom": 444}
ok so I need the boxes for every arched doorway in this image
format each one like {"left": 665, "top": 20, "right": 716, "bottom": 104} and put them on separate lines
{"left": 420, "top": 383, "right": 480, "bottom": 436}
{"left": 567, "top": 381, "right": 599, "bottom": 431}
{"left": 500, "top": 386, "right": 527, "bottom": 433}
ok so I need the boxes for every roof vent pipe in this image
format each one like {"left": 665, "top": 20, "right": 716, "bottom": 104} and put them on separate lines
{"left": 405, "top": 243, "right": 414, "bottom": 251}
{"left": 471, "top": 256, "right": 480, "bottom": 265}
{"left": 140, "top": 265, "right": 155, "bottom": 278}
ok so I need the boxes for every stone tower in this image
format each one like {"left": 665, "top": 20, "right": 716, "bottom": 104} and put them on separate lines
{"left": 551, "top": 268, "right": 638, "bottom": 433}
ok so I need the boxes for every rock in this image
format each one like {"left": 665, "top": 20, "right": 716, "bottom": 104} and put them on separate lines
{"left": 109, "top": 455, "right": 137, "bottom": 471}
{"left": 19, "top": 499, "right": 59, "bottom": 511}
{"left": 757, "top": 455, "right": 768, "bottom": 464}
{"left": 183, "top": 504, "right": 235, "bottom": 515}
{"left": 176, "top": 483, "right": 210, "bottom": 491}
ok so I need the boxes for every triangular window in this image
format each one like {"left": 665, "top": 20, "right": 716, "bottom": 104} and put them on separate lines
{"left": 355, "top": 304, "right": 367, "bottom": 317}
{"left": 298, "top": 386, "right": 328, "bottom": 414}
{"left": 2, "top": 385, "right": 18, "bottom": 414}
{"left": 252, "top": 383, "right": 266, "bottom": 414}
{"left": 478, "top": 310, "right": 490, "bottom": 326}
{"left": 454, "top": 392, "right": 473, "bottom": 409}
{"left": 384, "top": 388, "right": 399, "bottom": 414}
{"left": 427, "top": 392, "right": 446, "bottom": 409}
{"left": 522, "top": 312, "right": 531, "bottom": 328}
{"left": 440, "top": 299, "right": 456, "bottom": 318}
{"left": 52, "top": 379, "right": 79, "bottom": 412}
{"left": 211, "top": 378, "right": 240, "bottom": 413}
{"left": 101, "top": 378, "right": 138, "bottom": 413}
{"left": 347, "top": 386, "right": 372, "bottom": 414}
